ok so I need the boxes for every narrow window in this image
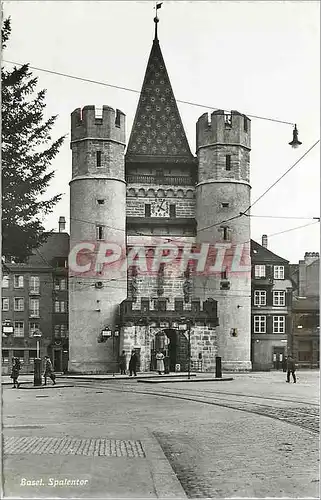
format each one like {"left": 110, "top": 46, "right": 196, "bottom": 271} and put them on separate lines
{"left": 115, "top": 110, "right": 121, "bottom": 128}
{"left": 2, "top": 276, "right": 9, "bottom": 288}
{"left": 221, "top": 226, "right": 230, "bottom": 241}
{"left": 244, "top": 116, "right": 248, "bottom": 132}
{"left": 169, "top": 204, "right": 176, "bottom": 217}
{"left": 96, "top": 151, "right": 102, "bottom": 168}
{"left": 96, "top": 225, "right": 104, "bottom": 240}
{"left": 145, "top": 204, "right": 151, "bottom": 217}
{"left": 225, "top": 155, "right": 231, "bottom": 171}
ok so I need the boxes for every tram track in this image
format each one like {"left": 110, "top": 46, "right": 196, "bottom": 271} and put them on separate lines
{"left": 66, "top": 379, "right": 320, "bottom": 434}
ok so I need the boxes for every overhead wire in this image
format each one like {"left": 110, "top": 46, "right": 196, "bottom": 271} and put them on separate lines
{"left": 3, "top": 59, "right": 295, "bottom": 125}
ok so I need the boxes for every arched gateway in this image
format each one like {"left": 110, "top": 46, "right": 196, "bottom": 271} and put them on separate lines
{"left": 119, "top": 298, "right": 219, "bottom": 373}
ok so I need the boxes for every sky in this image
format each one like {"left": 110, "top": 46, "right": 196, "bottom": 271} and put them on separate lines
{"left": 3, "top": 0, "right": 320, "bottom": 264}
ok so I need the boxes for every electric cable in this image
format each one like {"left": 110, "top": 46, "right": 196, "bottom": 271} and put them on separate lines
{"left": 3, "top": 59, "right": 295, "bottom": 126}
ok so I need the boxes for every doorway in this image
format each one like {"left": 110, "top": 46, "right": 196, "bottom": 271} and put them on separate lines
{"left": 151, "top": 330, "right": 188, "bottom": 372}
{"left": 272, "top": 346, "right": 285, "bottom": 370}
{"left": 53, "top": 349, "right": 62, "bottom": 372}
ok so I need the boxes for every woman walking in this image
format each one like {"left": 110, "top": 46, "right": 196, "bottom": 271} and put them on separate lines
{"left": 156, "top": 351, "right": 165, "bottom": 375}
{"left": 10, "top": 357, "right": 21, "bottom": 388}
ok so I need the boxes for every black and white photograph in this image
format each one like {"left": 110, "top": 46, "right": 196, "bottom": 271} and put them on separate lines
{"left": 1, "top": 1, "right": 320, "bottom": 498}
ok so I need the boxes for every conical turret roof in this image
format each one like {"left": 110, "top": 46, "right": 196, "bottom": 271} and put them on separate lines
{"left": 126, "top": 38, "right": 194, "bottom": 163}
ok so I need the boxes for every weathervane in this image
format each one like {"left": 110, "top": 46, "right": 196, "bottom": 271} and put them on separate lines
{"left": 154, "top": 2, "right": 163, "bottom": 40}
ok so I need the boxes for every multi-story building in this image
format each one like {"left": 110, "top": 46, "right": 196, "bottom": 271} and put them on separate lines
{"left": 251, "top": 236, "right": 293, "bottom": 370}
{"left": 68, "top": 18, "right": 252, "bottom": 373}
{"left": 1, "top": 221, "right": 69, "bottom": 374}
{"left": 290, "top": 252, "right": 319, "bottom": 368}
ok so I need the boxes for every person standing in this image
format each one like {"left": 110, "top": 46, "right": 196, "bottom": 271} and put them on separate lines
{"left": 119, "top": 350, "right": 127, "bottom": 375}
{"left": 129, "top": 350, "right": 138, "bottom": 377}
{"left": 286, "top": 355, "right": 297, "bottom": 383}
{"left": 43, "top": 355, "right": 56, "bottom": 385}
{"left": 282, "top": 355, "right": 287, "bottom": 373}
{"left": 156, "top": 351, "right": 165, "bottom": 375}
{"left": 10, "top": 357, "right": 21, "bottom": 389}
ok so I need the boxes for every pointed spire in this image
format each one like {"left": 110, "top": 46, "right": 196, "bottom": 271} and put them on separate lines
{"left": 126, "top": 20, "right": 194, "bottom": 164}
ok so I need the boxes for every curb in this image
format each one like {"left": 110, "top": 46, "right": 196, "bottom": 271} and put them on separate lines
{"left": 137, "top": 377, "right": 234, "bottom": 384}
{"left": 144, "top": 433, "right": 187, "bottom": 499}
{"left": 61, "top": 373, "right": 197, "bottom": 381}
{"left": 18, "top": 384, "right": 73, "bottom": 390}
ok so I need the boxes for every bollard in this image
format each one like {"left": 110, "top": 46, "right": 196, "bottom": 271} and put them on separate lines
{"left": 34, "top": 358, "right": 42, "bottom": 386}
{"left": 215, "top": 356, "right": 222, "bottom": 378}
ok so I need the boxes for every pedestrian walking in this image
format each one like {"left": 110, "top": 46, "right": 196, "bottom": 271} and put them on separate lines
{"left": 286, "top": 355, "right": 297, "bottom": 383}
{"left": 129, "top": 350, "right": 138, "bottom": 377}
{"left": 119, "top": 350, "right": 127, "bottom": 375}
{"left": 156, "top": 351, "right": 165, "bottom": 375}
{"left": 43, "top": 355, "right": 56, "bottom": 385}
{"left": 282, "top": 355, "right": 287, "bottom": 372}
{"left": 10, "top": 357, "right": 21, "bottom": 388}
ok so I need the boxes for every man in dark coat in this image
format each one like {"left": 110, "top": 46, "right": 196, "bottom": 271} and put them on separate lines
{"left": 286, "top": 355, "right": 297, "bottom": 383}
{"left": 119, "top": 350, "right": 127, "bottom": 375}
{"left": 43, "top": 356, "right": 56, "bottom": 385}
{"left": 10, "top": 357, "right": 21, "bottom": 388}
{"left": 129, "top": 350, "right": 138, "bottom": 377}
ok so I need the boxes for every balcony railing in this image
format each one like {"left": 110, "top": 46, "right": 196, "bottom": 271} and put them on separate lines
{"left": 126, "top": 175, "right": 195, "bottom": 186}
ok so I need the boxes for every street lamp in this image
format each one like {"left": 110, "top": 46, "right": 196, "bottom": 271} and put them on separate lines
{"left": 33, "top": 329, "right": 42, "bottom": 387}
{"left": 180, "top": 317, "right": 191, "bottom": 380}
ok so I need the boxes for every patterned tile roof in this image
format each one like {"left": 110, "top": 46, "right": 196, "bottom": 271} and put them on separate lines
{"left": 126, "top": 39, "right": 194, "bottom": 163}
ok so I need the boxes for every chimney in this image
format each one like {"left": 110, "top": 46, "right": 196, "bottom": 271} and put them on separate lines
{"left": 58, "top": 216, "right": 66, "bottom": 233}
{"left": 262, "top": 234, "right": 268, "bottom": 248}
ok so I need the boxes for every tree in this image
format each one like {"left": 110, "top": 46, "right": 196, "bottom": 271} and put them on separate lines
{"left": 2, "top": 18, "right": 65, "bottom": 262}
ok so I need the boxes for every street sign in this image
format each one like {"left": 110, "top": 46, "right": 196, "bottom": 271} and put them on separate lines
{"left": 33, "top": 329, "right": 42, "bottom": 338}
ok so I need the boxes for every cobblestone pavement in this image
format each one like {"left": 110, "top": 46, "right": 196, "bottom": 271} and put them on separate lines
{"left": 3, "top": 370, "right": 319, "bottom": 498}
{"left": 4, "top": 436, "right": 145, "bottom": 457}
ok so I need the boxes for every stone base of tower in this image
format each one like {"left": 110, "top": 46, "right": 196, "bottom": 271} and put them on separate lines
{"left": 221, "top": 360, "right": 252, "bottom": 372}
{"left": 68, "top": 360, "right": 118, "bottom": 374}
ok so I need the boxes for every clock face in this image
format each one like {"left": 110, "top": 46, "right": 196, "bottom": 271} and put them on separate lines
{"left": 151, "top": 199, "right": 170, "bottom": 217}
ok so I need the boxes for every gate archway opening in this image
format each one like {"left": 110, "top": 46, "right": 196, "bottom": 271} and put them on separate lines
{"left": 150, "top": 329, "right": 189, "bottom": 372}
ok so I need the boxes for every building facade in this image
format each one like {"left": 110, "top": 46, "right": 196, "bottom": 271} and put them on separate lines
{"left": 290, "top": 252, "right": 319, "bottom": 368}
{"left": 2, "top": 228, "right": 69, "bottom": 374}
{"left": 68, "top": 20, "right": 252, "bottom": 374}
{"left": 251, "top": 236, "right": 293, "bottom": 371}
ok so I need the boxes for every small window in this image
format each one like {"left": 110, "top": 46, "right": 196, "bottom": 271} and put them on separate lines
{"left": 2, "top": 276, "right": 9, "bottom": 288}
{"left": 14, "top": 275, "right": 24, "bottom": 288}
{"left": 14, "top": 321, "right": 24, "bottom": 337}
{"left": 174, "top": 299, "right": 183, "bottom": 311}
{"left": 244, "top": 116, "right": 248, "bottom": 132}
{"left": 145, "top": 204, "right": 151, "bottom": 217}
{"left": 2, "top": 298, "right": 9, "bottom": 311}
{"left": 274, "top": 266, "right": 285, "bottom": 279}
{"left": 14, "top": 297, "right": 24, "bottom": 311}
{"left": 29, "top": 298, "right": 40, "bottom": 317}
{"left": 225, "top": 155, "right": 231, "bottom": 171}
{"left": 29, "top": 322, "right": 40, "bottom": 337}
{"left": 96, "top": 225, "right": 105, "bottom": 240}
{"left": 97, "top": 199, "right": 105, "bottom": 205}
{"left": 96, "top": 151, "right": 102, "bottom": 168}
{"left": 273, "top": 316, "right": 285, "bottom": 334}
{"left": 115, "top": 110, "right": 121, "bottom": 128}
{"left": 221, "top": 270, "right": 227, "bottom": 280}
{"left": 273, "top": 291, "right": 285, "bottom": 306}
{"left": 220, "top": 280, "right": 230, "bottom": 290}
{"left": 221, "top": 226, "right": 230, "bottom": 241}
{"left": 29, "top": 276, "right": 40, "bottom": 294}
{"left": 254, "top": 315, "right": 266, "bottom": 333}
{"left": 254, "top": 265, "right": 266, "bottom": 278}
{"left": 221, "top": 202, "right": 229, "bottom": 208}
{"left": 254, "top": 290, "right": 266, "bottom": 306}
{"left": 169, "top": 204, "right": 176, "bottom": 217}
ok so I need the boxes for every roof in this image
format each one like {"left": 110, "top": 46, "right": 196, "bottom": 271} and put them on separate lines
{"left": 292, "top": 296, "right": 320, "bottom": 312}
{"left": 126, "top": 38, "right": 194, "bottom": 164}
{"left": 251, "top": 239, "right": 289, "bottom": 264}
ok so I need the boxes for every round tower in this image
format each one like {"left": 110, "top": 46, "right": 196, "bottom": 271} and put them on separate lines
{"left": 69, "top": 105, "right": 127, "bottom": 373}
{"left": 195, "top": 109, "right": 252, "bottom": 371}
